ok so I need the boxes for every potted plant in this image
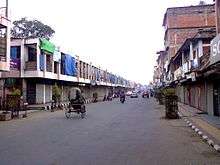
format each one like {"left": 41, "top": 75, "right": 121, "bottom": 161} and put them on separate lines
{"left": 163, "top": 87, "right": 179, "bottom": 119}
{"left": 0, "top": 88, "right": 21, "bottom": 121}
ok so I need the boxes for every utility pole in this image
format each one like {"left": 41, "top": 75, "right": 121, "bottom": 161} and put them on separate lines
{"left": 6, "top": 0, "right": 8, "bottom": 18}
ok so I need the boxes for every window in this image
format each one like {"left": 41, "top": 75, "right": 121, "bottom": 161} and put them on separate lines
{"left": 54, "top": 62, "right": 58, "bottom": 74}
{"left": 193, "top": 50, "right": 196, "bottom": 59}
{"left": 10, "top": 46, "right": 21, "bottom": 59}
{"left": 0, "top": 28, "right": 7, "bottom": 57}
{"left": 28, "top": 47, "right": 37, "bottom": 61}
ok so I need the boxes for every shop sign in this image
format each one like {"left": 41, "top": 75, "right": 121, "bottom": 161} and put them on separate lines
{"left": 210, "top": 34, "right": 220, "bottom": 66}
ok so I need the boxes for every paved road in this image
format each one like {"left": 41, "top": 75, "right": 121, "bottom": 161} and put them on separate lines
{"left": 1, "top": 98, "right": 220, "bottom": 165}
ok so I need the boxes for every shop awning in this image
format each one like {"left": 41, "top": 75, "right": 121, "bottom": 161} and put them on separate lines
{"left": 40, "top": 38, "right": 55, "bottom": 54}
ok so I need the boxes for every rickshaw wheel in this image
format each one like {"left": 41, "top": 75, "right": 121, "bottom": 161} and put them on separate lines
{"left": 81, "top": 112, "right": 86, "bottom": 119}
{"left": 65, "top": 108, "right": 71, "bottom": 119}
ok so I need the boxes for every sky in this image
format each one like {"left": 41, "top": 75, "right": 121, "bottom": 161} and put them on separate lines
{"left": 8, "top": 0, "right": 214, "bottom": 84}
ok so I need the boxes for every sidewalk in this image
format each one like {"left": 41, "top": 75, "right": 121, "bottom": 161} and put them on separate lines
{"left": 178, "top": 102, "right": 220, "bottom": 147}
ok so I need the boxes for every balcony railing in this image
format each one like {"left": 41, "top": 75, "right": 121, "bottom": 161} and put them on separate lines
{"left": 25, "top": 61, "right": 37, "bottom": 71}
{"left": 191, "top": 58, "right": 199, "bottom": 69}
{"left": 0, "top": 7, "right": 6, "bottom": 18}
{"left": 174, "top": 67, "right": 183, "bottom": 80}
{"left": 0, "top": 36, "right": 6, "bottom": 57}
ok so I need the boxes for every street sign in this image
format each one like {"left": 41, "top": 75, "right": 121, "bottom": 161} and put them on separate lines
{"left": 210, "top": 34, "right": 220, "bottom": 66}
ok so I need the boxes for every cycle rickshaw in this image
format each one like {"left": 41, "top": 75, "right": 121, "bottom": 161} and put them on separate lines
{"left": 64, "top": 88, "right": 86, "bottom": 119}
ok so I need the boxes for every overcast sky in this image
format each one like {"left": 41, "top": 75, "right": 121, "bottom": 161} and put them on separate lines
{"left": 9, "top": 0, "right": 214, "bottom": 84}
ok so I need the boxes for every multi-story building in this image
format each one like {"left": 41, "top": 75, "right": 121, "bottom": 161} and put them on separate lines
{"left": 170, "top": 29, "right": 216, "bottom": 113}
{"left": 153, "top": 51, "right": 167, "bottom": 87}
{"left": 0, "top": 0, "right": 10, "bottom": 71}
{"left": 152, "top": 2, "right": 220, "bottom": 116}
{"left": 163, "top": 4, "right": 215, "bottom": 61}
{"left": 0, "top": 38, "right": 131, "bottom": 106}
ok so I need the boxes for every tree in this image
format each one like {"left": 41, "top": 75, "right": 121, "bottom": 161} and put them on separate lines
{"left": 11, "top": 17, "right": 55, "bottom": 40}
{"left": 199, "top": 1, "right": 206, "bottom": 5}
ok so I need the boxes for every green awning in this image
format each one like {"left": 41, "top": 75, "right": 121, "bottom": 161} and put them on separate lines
{"left": 40, "top": 38, "right": 55, "bottom": 54}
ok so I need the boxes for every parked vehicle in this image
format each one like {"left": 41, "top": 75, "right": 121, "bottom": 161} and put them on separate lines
{"left": 142, "top": 91, "right": 149, "bottom": 98}
{"left": 126, "top": 91, "right": 132, "bottom": 96}
{"left": 130, "top": 92, "right": 138, "bottom": 98}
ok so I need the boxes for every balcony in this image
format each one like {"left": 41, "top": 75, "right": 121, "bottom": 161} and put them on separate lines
{"left": 174, "top": 67, "right": 183, "bottom": 81}
{"left": 25, "top": 61, "right": 37, "bottom": 71}
{"left": 191, "top": 58, "right": 199, "bottom": 69}
{"left": 182, "top": 62, "right": 190, "bottom": 78}
{"left": 0, "top": 7, "right": 10, "bottom": 27}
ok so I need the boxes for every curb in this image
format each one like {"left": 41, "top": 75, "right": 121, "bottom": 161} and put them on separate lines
{"left": 184, "top": 118, "right": 220, "bottom": 152}
{"left": 178, "top": 109, "right": 220, "bottom": 152}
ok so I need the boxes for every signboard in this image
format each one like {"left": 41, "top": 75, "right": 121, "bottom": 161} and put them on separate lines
{"left": 210, "top": 34, "right": 220, "bottom": 66}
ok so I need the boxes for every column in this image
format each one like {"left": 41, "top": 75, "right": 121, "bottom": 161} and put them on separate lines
{"left": 22, "top": 79, "right": 27, "bottom": 102}
{"left": 57, "top": 62, "right": 61, "bottom": 80}
{"left": 36, "top": 40, "right": 41, "bottom": 71}
{"left": 43, "top": 53, "right": 46, "bottom": 77}
{"left": 216, "top": 0, "right": 220, "bottom": 34}
{"left": 20, "top": 39, "right": 25, "bottom": 77}
{"left": 76, "top": 55, "right": 80, "bottom": 82}
{"left": 43, "top": 84, "right": 46, "bottom": 104}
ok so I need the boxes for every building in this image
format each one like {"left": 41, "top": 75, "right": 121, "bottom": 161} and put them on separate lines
{"left": 170, "top": 29, "right": 216, "bottom": 114}
{"left": 0, "top": 38, "right": 132, "bottom": 106}
{"left": 154, "top": 3, "right": 216, "bottom": 88}
{"left": 0, "top": 0, "right": 10, "bottom": 71}
{"left": 163, "top": 4, "right": 215, "bottom": 62}
{"left": 152, "top": 2, "right": 220, "bottom": 117}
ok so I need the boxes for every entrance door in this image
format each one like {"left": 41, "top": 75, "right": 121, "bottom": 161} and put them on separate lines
{"left": 213, "top": 83, "right": 220, "bottom": 116}
{"left": 27, "top": 82, "right": 36, "bottom": 104}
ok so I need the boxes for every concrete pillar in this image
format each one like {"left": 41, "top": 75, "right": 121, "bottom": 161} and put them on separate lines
{"left": 50, "top": 85, "right": 52, "bottom": 102}
{"left": 57, "top": 62, "right": 61, "bottom": 80}
{"left": 22, "top": 79, "right": 27, "bottom": 102}
{"left": 52, "top": 59, "right": 54, "bottom": 73}
{"left": 20, "top": 40, "right": 25, "bottom": 77}
{"left": 5, "top": 19, "right": 10, "bottom": 71}
{"left": 61, "top": 85, "right": 64, "bottom": 102}
{"left": 43, "top": 54, "right": 46, "bottom": 77}
{"left": 0, "top": 80, "right": 4, "bottom": 102}
{"left": 76, "top": 55, "right": 80, "bottom": 81}
{"left": 43, "top": 84, "right": 46, "bottom": 104}
{"left": 36, "top": 40, "right": 41, "bottom": 71}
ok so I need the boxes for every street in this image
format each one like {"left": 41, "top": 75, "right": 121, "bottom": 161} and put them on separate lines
{"left": 1, "top": 98, "right": 220, "bottom": 165}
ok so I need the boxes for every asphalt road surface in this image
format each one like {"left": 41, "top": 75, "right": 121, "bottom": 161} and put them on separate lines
{"left": 1, "top": 97, "right": 220, "bottom": 165}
